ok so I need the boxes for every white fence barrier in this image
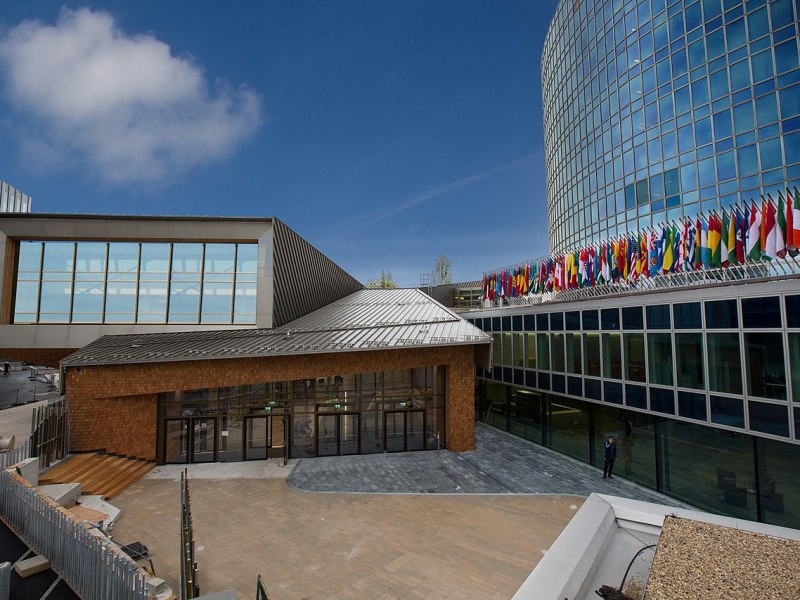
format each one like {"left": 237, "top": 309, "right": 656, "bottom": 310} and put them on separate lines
{"left": 0, "top": 470, "right": 148, "bottom": 600}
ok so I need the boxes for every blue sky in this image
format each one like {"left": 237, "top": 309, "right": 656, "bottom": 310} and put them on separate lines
{"left": 0, "top": 1, "right": 559, "bottom": 286}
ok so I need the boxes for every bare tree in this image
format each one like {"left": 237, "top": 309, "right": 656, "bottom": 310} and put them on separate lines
{"left": 433, "top": 255, "right": 452, "bottom": 284}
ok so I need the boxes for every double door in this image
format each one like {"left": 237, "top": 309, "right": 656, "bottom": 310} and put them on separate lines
{"left": 317, "top": 412, "right": 360, "bottom": 456}
{"left": 384, "top": 410, "right": 426, "bottom": 452}
{"left": 164, "top": 417, "right": 217, "bottom": 463}
{"left": 163, "top": 414, "right": 287, "bottom": 463}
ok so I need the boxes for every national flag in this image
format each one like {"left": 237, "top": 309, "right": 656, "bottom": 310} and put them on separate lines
{"left": 626, "top": 236, "right": 637, "bottom": 283}
{"left": 700, "top": 216, "right": 710, "bottom": 268}
{"left": 747, "top": 203, "right": 762, "bottom": 261}
{"left": 590, "top": 246, "right": 598, "bottom": 287}
{"left": 618, "top": 238, "right": 628, "bottom": 282}
{"left": 735, "top": 208, "right": 746, "bottom": 263}
{"left": 648, "top": 230, "right": 658, "bottom": 277}
{"left": 787, "top": 191, "right": 797, "bottom": 257}
{"left": 546, "top": 259, "right": 555, "bottom": 292}
{"left": 578, "top": 247, "right": 589, "bottom": 287}
{"left": 776, "top": 194, "right": 787, "bottom": 259}
{"left": 709, "top": 213, "right": 721, "bottom": 267}
{"left": 762, "top": 198, "right": 777, "bottom": 261}
{"left": 694, "top": 217, "right": 703, "bottom": 269}
{"left": 792, "top": 188, "right": 800, "bottom": 254}
{"left": 725, "top": 209, "right": 737, "bottom": 266}
{"left": 482, "top": 275, "right": 488, "bottom": 301}
{"left": 672, "top": 223, "right": 682, "bottom": 272}
{"left": 719, "top": 212, "right": 729, "bottom": 267}
{"left": 662, "top": 225, "right": 675, "bottom": 274}
{"left": 600, "top": 244, "right": 609, "bottom": 283}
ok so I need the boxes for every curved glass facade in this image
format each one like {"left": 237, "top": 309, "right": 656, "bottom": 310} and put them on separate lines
{"left": 542, "top": 0, "right": 800, "bottom": 254}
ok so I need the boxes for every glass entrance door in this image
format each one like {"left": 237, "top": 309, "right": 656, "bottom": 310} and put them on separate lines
{"left": 164, "top": 417, "right": 217, "bottom": 463}
{"left": 164, "top": 419, "right": 188, "bottom": 463}
{"left": 384, "top": 410, "right": 426, "bottom": 452}
{"left": 192, "top": 417, "right": 216, "bottom": 463}
{"left": 316, "top": 413, "right": 360, "bottom": 456}
{"left": 244, "top": 415, "right": 287, "bottom": 460}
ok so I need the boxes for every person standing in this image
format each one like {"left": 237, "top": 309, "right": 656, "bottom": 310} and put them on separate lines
{"left": 603, "top": 436, "right": 617, "bottom": 479}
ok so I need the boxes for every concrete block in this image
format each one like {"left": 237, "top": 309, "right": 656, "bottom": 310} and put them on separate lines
{"left": 37, "top": 482, "right": 81, "bottom": 508}
{"left": 14, "top": 457, "right": 39, "bottom": 486}
{"left": 14, "top": 555, "right": 50, "bottom": 578}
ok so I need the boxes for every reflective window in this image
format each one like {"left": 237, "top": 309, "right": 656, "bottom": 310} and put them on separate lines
{"left": 708, "top": 332, "right": 743, "bottom": 394}
{"left": 584, "top": 333, "right": 601, "bottom": 377}
{"left": 651, "top": 388, "right": 675, "bottom": 415}
{"left": 13, "top": 241, "right": 258, "bottom": 324}
{"left": 676, "top": 333, "right": 705, "bottom": 389}
{"left": 622, "top": 306, "right": 644, "bottom": 330}
{"left": 744, "top": 332, "right": 786, "bottom": 400}
{"left": 646, "top": 305, "right": 671, "bottom": 329}
{"left": 741, "top": 297, "right": 781, "bottom": 329}
{"left": 678, "top": 390, "right": 707, "bottom": 421}
{"left": 602, "top": 333, "right": 623, "bottom": 379}
{"left": 748, "top": 401, "right": 789, "bottom": 437}
{"left": 705, "top": 299, "right": 738, "bottom": 328}
{"left": 624, "top": 333, "right": 646, "bottom": 382}
{"left": 710, "top": 395, "right": 744, "bottom": 428}
{"left": 602, "top": 308, "right": 620, "bottom": 330}
{"left": 648, "top": 333, "right": 674, "bottom": 386}
{"left": 537, "top": 333, "right": 550, "bottom": 370}
{"left": 551, "top": 333, "right": 565, "bottom": 372}
{"left": 502, "top": 334, "right": 513, "bottom": 367}
{"left": 789, "top": 333, "right": 800, "bottom": 402}
{"left": 566, "top": 333, "right": 582, "bottom": 374}
{"left": 513, "top": 333, "right": 525, "bottom": 368}
{"left": 525, "top": 333, "right": 536, "bottom": 369}
{"left": 674, "top": 302, "right": 701, "bottom": 328}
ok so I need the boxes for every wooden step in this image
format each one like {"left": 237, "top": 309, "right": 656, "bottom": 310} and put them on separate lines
{"left": 39, "top": 453, "right": 154, "bottom": 499}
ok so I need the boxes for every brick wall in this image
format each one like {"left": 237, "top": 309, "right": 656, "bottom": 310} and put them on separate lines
{"left": 65, "top": 345, "right": 478, "bottom": 460}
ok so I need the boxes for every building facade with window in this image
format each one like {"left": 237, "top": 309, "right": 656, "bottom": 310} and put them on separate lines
{"left": 543, "top": 0, "right": 800, "bottom": 253}
{"left": 0, "top": 214, "right": 363, "bottom": 366}
{"left": 469, "top": 0, "right": 800, "bottom": 528}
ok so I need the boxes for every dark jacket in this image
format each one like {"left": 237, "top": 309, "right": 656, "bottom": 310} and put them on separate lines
{"left": 604, "top": 441, "right": 617, "bottom": 459}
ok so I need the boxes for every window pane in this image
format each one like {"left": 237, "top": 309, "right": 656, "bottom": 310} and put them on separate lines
{"left": 705, "top": 299, "right": 738, "bottom": 328}
{"left": 236, "top": 244, "right": 258, "bottom": 273}
{"left": 710, "top": 395, "right": 744, "bottom": 428}
{"left": 584, "top": 333, "right": 601, "bottom": 377}
{"left": 741, "top": 297, "right": 781, "bottom": 328}
{"left": 678, "top": 390, "right": 707, "bottom": 420}
{"left": 204, "top": 244, "right": 235, "bottom": 273}
{"left": 622, "top": 307, "right": 643, "bottom": 330}
{"left": 748, "top": 401, "right": 789, "bottom": 437}
{"left": 602, "top": 308, "right": 620, "bottom": 330}
{"left": 551, "top": 333, "right": 565, "bottom": 372}
{"left": 708, "top": 333, "right": 743, "bottom": 394}
{"left": 674, "top": 302, "right": 701, "bottom": 328}
{"left": 525, "top": 333, "right": 536, "bottom": 369}
{"left": 233, "top": 282, "right": 256, "bottom": 323}
{"left": 676, "top": 333, "right": 705, "bottom": 389}
{"left": 513, "top": 333, "right": 525, "bottom": 368}
{"left": 744, "top": 332, "right": 786, "bottom": 400}
{"left": 789, "top": 333, "right": 800, "bottom": 402}
{"left": 603, "top": 333, "right": 622, "bottom": 379}
{"left": 648, "top": 333, "right": 674, "bottom": 386}
{"left": 537, "top": 334, "right": 550, "bottom": 370}
{"left": 624, "top": 333, "right": 646, "bottom": 382}
{"left": 647, "top": 305, "right": 671, "bottom": 329}
{"left": 171, "top": 243, "right": 203, "bottom": 273}
{"left": 42, "top": 242, "right": 74, "bottom": 273}
{"left": 566, "top": 333, "right": 582, "bottom": 374}
{"left": 140, "top": 243, "right": 170, "bottom": 273}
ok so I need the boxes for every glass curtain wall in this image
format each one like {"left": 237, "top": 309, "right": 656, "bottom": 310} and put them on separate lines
{"left": 13, "top": 240, "right": 258, "bottom": 324}
{"left": 160, "top": 366, "right": 446, "bottom": 462}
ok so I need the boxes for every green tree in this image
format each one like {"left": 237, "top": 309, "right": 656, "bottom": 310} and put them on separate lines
{"left": 367, "top": 270, "right": 399, "bottom": 289}
{"left": 433, "top": 255, "right": 452, "bottom": 284}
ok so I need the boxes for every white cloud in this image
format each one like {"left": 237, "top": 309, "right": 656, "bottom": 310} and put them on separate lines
{"left": 0, "top": 8, "right": 263, "bottom": 183}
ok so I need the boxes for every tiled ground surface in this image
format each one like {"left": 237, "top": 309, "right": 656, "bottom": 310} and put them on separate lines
{"left": 288, "top": 423, "right": 690, "bottom": 505}
{"left": 111, "top": 424, "right": 689, "bottom": 599}
{"left": 112, "top": 478, "right": 580, "bottom": 600}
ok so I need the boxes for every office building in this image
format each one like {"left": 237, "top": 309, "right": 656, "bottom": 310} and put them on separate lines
{"left": 0, "top": 180, "right": 32, "bottom": 213}
{"left": 472, "top": 0, "right": 800, "bottom": 529}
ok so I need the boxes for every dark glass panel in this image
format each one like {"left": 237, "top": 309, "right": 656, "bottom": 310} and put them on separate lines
{"left": 536, "top": 314, "right": 549, "bottom": 331}
{"left": 585, "top": 379, "right": 602, "bottom": 401}
{"left": 582, "top": 309, "right": 599, "bottom": 330}
{"left": 710, "top": 395, "right": 745, "bottom": 428}
{"left": 622, "top": 306, "right": 644, "bottom": 329}
{"left": 646, "top": 304, "right": 671, "bottom": 329}
{"left": 512, "top": 315, "right": 523, "bottom": 331}
{"left": 755, "top": 437, "right": 800, "bottom": 529}
{"left": 502, "top": 316, "right": 512, "bottom": 331}
{"left": 524, "top": 314, "right": 535, "bottom": 331}
{"left": 673, "top": 302, "right": 701, "bottom": 328}
{"left": 648, "top": 333, "right": 674, "bottom": 386}
{"left": 705, "top": 298, "right": 738, "bottom": 328}
{"left": 626, "top": 384, "right": 647, "bottom": 409}
{"left": 741, "top": 296, "right": 781, "bottom": 328}
{"left": 550, "top": 312, "right": 564, "bottom": 330}
{"left": 744, "top": 332, "right": 786, "bottom": 400}
{"left": 708, "top": 333, "right": 743, "bottom": 394}
{"left": 604, "top": 381, "right": 624, "bottom": 405}
{"left": 548, "top": 397, "right": 590, "bottom": 462}
{"left": 624, "top": 333, "right": 646, "bottom": 382}
{"left": 601, "top": 308, "right": 620, "bottom": 330}
{"left": 678, "top": 390, "right": 708, "bottom": 420}
{"left": 552, "top": 374, "right": 566, "bottom": 393}
{"left": 650, "top": 388, "right": 675, "bottom": 414}
{"left": 785, "top": 296, "right": 800, "bottom": 328}
{"left": 748, "top": 401, "right": 789, "bottom": 437}
{"left": 565, "top": 311, "right": 581, "bottom": 330}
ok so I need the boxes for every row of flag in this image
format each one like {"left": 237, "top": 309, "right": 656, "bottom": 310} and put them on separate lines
{"left": 483, "top": 188, "right": 800, "bottom": 301}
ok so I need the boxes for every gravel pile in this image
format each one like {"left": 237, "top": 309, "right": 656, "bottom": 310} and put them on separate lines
{"left": 645, "top": 516, "right": 800, "bottom": 599}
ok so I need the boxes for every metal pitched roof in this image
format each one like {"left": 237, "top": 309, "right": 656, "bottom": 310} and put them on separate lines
{"left": 60, "top": 288, "right": 491, "bottom": 368}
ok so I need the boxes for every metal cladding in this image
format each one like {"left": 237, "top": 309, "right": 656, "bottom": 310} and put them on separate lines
{"left": 271, "top": 219, "right": 364, "bottom": 327}
{"left": 61, "top": 288, "right": 492, "bottom": 368}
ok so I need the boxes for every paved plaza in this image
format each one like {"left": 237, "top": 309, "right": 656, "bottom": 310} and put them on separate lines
{"left": 108, "top": 425, "right": 688, "bottom": 599}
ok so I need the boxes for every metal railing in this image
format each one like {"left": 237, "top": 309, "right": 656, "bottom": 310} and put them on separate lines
{"left": 30, "top": 398, "right": 67, "bottom": 470}
{"left": 256, "top": 574, "right": 271, "bottom": 600}
{"left": 180, "top": 469, "right": 199, "bottom": 600}
{"left": 0, "top": 438, "right": 30, "bottom": 470}
{"left": 0, "top": 469, "right": 148, "bottom": 600}
{"left": 0, "top": 384, "right": 59, "bottom": 410}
